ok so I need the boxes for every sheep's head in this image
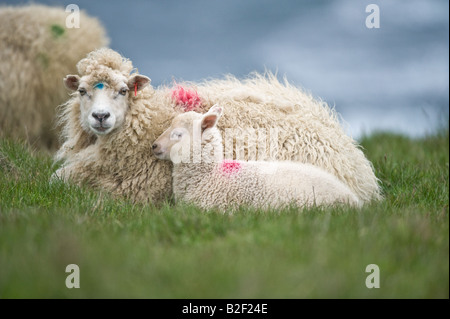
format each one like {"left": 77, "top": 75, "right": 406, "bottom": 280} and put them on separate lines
{"left": 63, "top": 73, "right": 150, "bottom": 136}
{"left": 153, "top": 104, "right": 223, "bottom": 163}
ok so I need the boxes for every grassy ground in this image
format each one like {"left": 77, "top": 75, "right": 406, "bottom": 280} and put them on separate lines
{"left": 0, "top": 130, "right": 448, "bottom": 298}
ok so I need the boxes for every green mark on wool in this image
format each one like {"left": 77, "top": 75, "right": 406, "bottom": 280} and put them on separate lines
{"left": 50, "top": 24, "right": 65, "bottom": 38}
{"left": 37, "top": 53, "right": 49, "bottom": 69}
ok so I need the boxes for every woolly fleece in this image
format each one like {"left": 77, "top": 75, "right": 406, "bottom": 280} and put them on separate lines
{"left": 0, "top": 4, "right": 108, "bottom": 149}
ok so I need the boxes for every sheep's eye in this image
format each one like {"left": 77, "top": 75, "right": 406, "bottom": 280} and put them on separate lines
{"left": 119, "top": 88, "right": 128, "bottom": 96}
{"left": 171, "top": 131, "right": 183, "bottom": 140}
{"left": 78, "top": 88, "right": 87, "bottom": 96}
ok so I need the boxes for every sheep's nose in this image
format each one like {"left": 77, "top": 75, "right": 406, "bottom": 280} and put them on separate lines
{"left": 152, "top": 143, "right": 159, "bottom": 151}
{"left": 92, "top": 112, "right": 110, "bottom": 122}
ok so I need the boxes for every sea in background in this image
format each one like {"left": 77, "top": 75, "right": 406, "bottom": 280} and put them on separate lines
{"left": 2, "top": 0, "right": 448, "bottom": 139}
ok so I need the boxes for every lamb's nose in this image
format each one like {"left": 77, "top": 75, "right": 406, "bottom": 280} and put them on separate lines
{"left": 92, "top": 112, "right": 110, "bottom": 122}
{"left": 152, "top": 143, "right": 159, "bottom": 151}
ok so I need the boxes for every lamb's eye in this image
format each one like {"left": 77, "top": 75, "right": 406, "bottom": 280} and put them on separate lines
{"left": 119, "top": 88, "right": 128, "bottom": 96}
{"left": 171, "top": 131, "right": 183, "bottom": 140}
{"left": 78, "top": 88, "right": 87, "bottom": 96}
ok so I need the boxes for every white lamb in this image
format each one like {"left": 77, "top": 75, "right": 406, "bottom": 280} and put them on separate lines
{"left": 152, "top": 105, "right": 361, "bottom": 210}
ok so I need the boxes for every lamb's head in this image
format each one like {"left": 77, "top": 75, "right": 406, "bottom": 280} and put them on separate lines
{"left": 153, "top": 104, "right": 223, "bottom": 163}
{"left": 63, "top": 72, "right": 150, "bottom": 136}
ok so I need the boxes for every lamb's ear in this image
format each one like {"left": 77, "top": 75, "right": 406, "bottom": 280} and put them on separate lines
{"left": 64, "top": 75, "right": 80, "bottom": 91}
{"left": 201, "top": 105, "right": 223, "bottom": 132}
{"left": 128, "top": 75, "right": 151, "bottom": 91}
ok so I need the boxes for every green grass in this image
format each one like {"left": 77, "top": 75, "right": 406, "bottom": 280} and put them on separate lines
{"left": 0, "top": 130, "right": 448, "bottom": 298}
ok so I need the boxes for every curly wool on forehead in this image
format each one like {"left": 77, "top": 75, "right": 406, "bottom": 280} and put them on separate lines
{"left": 76, "top": 48, "right": 134, "bottom": 87}
{"left": 77, "top": 48, "right": 133, "bottom": 76}
{"left": 79, "top": 67, "right": 129, "bottom": 88}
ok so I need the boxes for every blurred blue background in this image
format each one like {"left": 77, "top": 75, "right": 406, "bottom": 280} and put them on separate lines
{"left": 2, "top": 0, "right": 448, "bottom": 139}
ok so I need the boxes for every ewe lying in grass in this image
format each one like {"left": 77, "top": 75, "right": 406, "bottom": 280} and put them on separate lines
{"left": 55, "top": 48, "right": 380, "bottom": 203}
{"left": 152, "top": 105, "right": 361, "bottom": 210}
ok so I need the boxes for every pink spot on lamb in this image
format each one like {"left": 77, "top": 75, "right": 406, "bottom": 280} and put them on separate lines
{"left": 221, "top": 160, "right": 242, "bottom": 176}
{"left": 171, "top": 85, "right": 202, "bottom": 111}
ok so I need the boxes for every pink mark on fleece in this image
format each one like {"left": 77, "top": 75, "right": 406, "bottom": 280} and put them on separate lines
{"left": 221, "top": 160, "right": 242, "bottom": 176}
{"left": 171, "top": 85, "right": 202, "bottom": 111}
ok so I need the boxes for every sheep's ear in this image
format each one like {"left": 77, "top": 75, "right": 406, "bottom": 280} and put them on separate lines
{"left": 64, "top": 75, "right": 80, "bottom": 91}
{"left": 201, "top": 105, "right": 223, "bottom": 132}
{"left": 128, "top": 75, "right": 151, "bottom": 91}
{"left": 208, "top": 104, "right": 223, "bottom": 116}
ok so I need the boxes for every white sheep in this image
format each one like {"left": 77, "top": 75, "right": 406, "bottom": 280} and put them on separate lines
{"left": 152, "top": 105, "right": 361, "bottom": 210}
{"left": 0, "top": 4, "right": 108, "bottom": 149}
{"left": 53, "top": 48, "right": 176, "bottom": 203}
{"left": 55, "top": 48, "right": 381, "bottom": 204}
